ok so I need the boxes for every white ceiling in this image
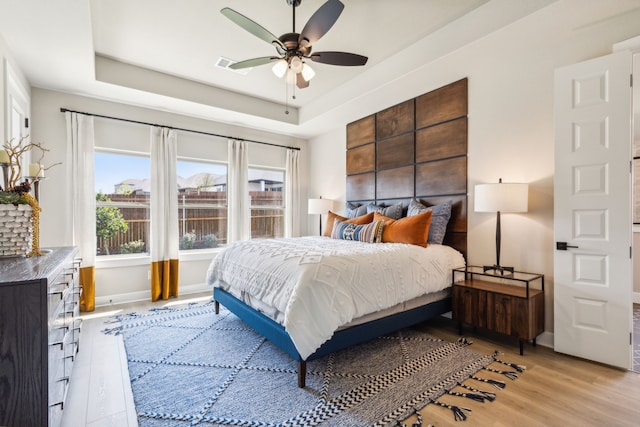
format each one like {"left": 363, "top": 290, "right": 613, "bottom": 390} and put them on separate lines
{"left": 0, "top": 0, "right": 558, "bottom": 138}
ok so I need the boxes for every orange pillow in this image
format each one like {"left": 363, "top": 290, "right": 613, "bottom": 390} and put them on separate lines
{"left": 373, "top": 211, "right": 432, "bottom": 247}
{"left": 323, "top": 211, "right": 374, "bottom": 237}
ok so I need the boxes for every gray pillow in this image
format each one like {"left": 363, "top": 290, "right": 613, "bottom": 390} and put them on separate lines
{"left": 366, "top": 202, "right": 403, "bottom": 219}
{"left": 345, "top": 202, "right": 368, "bottom": 218}
{"left": 408, "top": 199, "right": 452, "bottom": 245}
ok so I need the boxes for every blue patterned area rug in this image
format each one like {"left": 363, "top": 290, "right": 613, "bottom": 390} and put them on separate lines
{"left": 103, "top": 301, "right": 524, "bottom": 427}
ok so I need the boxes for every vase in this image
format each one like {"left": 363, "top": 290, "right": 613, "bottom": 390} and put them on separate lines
{"left": 0, "top": 204, "right": 33, "bottom": 258}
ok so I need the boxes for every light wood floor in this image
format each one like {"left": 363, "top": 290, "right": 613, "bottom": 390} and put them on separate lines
{"left": 61, "top": 292, "right": 640, "bottom": 427}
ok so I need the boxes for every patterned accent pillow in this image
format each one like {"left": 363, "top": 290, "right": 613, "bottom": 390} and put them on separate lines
{"left": 407, "top": 199, "right": 452, "bottom": 245}
{"left": 331, "top": 219, "right": 384, "bottom": 243}
{"left": 323, "top": 211, "right": 374, "bottom": 237}
{"left": 373, "top": 211, "right": 432, "bottom": 247}
{"left": 365, "top": 202, "right": 403, "bottom": 219}
{"left": 345, "top": 202, "right": 368, "bottom": 218}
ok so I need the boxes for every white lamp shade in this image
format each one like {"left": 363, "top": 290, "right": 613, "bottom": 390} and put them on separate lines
{"left": 308, "top": 198, "right": 334, "bottom": 215}
{"left": 475, "top": 182, "right": 528, "bottom": 213}
{"left": 285, "top": 68, "right": 297, "bottom": 85}
{"left": 289, "top": 56, "right": 303, "bottom": 73}
{"left": 272, "top": 59, "right": 288, "bottom": 78}
{"left": 301, "top": 63, "right": 315, "bottom": 81}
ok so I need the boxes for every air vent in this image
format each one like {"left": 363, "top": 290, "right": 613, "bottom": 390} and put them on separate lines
{"left": 216, "top": 56, "right": 251, "bottom": 75}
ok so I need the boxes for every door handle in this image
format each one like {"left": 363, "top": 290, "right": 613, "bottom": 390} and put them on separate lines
{"left": 556, "top": 241, "right": 579, "bottom": 251}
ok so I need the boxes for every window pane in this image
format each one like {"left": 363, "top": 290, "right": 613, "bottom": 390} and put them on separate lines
{"left": 249, "top": 168, "right": 284, "bottom": 239}
{"left": 95, "top": 151, "right": 150, "bottom": 256}
{"left": 177, "top": 160, "right": 228, "bottom": 250}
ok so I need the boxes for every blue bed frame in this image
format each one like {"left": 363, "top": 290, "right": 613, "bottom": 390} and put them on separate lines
{"left": 213, "top": 287, "right": 452, "bottom": 387}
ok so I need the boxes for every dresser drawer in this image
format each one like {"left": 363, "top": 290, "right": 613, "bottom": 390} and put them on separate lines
{"left": 47, "top": 282, "right": 69, "bottom": 326}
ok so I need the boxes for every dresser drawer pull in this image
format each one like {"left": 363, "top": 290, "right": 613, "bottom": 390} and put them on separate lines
{"left": 48, "top": 290, "right": 64, "bottom": 299}
{"left": 49, "top": 401, "right": 64, "bottom": 409}
{"left": 51, "top": 324, "right": 70, "bottom": 333}
{"left": 49, "top": 340, "right": 64, "bottom": 349}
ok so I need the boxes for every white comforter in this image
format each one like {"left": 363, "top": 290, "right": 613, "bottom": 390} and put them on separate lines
{"left": 206, "top": 236, "right": 465, "bottom": 359}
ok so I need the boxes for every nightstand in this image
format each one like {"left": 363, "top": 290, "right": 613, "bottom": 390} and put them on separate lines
{"left": 452, "top": 266, "right": 544, "bottom": 355}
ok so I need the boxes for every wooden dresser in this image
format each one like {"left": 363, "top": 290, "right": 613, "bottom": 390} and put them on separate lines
{"left": 0, "top": 247, "right": 81, "bottom": 427}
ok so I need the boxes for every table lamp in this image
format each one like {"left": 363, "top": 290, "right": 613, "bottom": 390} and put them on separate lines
{"left": 308, "top": 197, "right": 334, "bottom": 236}
{"left": 474, "top": 178, "right": 528, "bottom": 274}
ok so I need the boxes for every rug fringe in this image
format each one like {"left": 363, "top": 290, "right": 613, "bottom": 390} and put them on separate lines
{"left": 101, "top": 326, "right": 122, "bottom": 335}
{"left": 447, "top": 390, "right": 489, "bottom": 402}
{"left": 458, "top": 383, "right": 496, "bottom": 401}
{"left": 471, "top": 375, "right": 506, "bottom": 389}
{"left": 483, "top": 366, "right": 519, "bottom": 380}
{"left": 456, "top": 337, "right": 473, "bottom": 346}
{"left": 394, "top": 408, "right": 436, "bottom": 427}
{"left": 433, "top": 400, "right": 472, "bottom": 421}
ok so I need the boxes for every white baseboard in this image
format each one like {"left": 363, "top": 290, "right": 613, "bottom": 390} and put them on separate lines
{"left": 634, "top": 292, "right": 640, "bottom": 304}
{"left": 95, "top": 283, "right": 211, "bottom": 307}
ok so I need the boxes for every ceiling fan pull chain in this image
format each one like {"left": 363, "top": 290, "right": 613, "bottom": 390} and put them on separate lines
{"left": 285, "top": 80, "right": 290, "bottom": 115}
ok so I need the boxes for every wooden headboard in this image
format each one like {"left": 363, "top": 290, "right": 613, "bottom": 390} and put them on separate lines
{"left": 345, "top": 78, "right": 468, "bottom": 258}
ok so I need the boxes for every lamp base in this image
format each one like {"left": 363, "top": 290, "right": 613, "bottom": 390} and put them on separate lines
{"left": 483, "top": 264, "right": 514, "bottom": 276}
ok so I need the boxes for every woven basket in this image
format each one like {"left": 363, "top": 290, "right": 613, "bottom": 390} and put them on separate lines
{"left": 0, "top": 204, "right": 33, "bottom": 258}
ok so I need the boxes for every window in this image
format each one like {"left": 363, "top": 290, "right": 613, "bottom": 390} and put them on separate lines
{"left": 177, "top": 159, "right": 228, "bottom": 250}
{"left": 95, "top": 150, "right": 150, "bottom": 256}
{"left": 249, "top": 167, "right": 284, "bottom": 239}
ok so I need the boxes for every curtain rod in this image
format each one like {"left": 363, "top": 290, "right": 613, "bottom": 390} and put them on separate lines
{"left": 59, "top": 108, "right": 300, "bottom": 151}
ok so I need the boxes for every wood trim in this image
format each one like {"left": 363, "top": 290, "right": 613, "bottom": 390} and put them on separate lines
{"left": 347, "top": 143, "right": 375, "bottom": 175}
{"left": 415, "top": 78, "right": 468, "bottom": 130}
{"left": 346, "top": 115, "right": 376, "bottom": 149}
{"left": 376, "top": 99, "right": 414, "bottom": 141}
{"left": 416, "top": 117, "right": 467, "bottom": 163}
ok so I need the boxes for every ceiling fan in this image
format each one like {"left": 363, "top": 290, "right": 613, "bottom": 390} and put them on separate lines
{"left": 221, "top": 0, "right": 368, "bottom": 89}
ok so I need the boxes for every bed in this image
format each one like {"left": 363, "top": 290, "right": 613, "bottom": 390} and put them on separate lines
{"left": 207, "top": 78, "right": 468, "bottom": 387}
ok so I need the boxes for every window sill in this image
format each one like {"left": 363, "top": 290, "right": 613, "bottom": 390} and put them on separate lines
{"left": 96, "top": 254, "right": 151, "bottom": 269}
{"left": 95, "top": 248, "right": 223, "bottom": 269}
{"left": 179, "top": 248, "right": 223, "bottom": 262}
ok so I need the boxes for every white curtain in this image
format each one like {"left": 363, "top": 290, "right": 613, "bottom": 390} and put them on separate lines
{"left": 150, "top": 127, "right": 179, "bottom": 301}
{"left": 66, "top": 112, "right": 96, "bottom": 311}
{"left": 285, "top": 148, "right": 301, "bottom": 237}
{"left": 227, "top": 139, "right": 249, "bottom": 242}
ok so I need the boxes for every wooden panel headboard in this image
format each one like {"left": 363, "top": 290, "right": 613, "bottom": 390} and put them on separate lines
{"left": 346, "top": 78, "right": 468, "bottom": 258}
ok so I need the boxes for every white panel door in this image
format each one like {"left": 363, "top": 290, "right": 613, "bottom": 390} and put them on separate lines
{"left": 554, "top": 50, "right": 632, "bottom": 369}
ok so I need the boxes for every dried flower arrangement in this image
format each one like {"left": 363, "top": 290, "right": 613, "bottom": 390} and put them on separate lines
{"left": 1, "top": 136, "right": 60, "bottom": 256}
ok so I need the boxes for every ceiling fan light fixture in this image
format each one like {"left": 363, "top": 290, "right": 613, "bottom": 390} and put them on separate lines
{"left": 301, "top": 62, "right": 315, "bottom": 81}
{"left": 289, "top": 56, "right": 303, "bottom": 73}
{"left": 221, "top": 0, "right": 368, "bottom": 90}
{"left": 285, "top": 68, "right": 298, "bottom": 85}
{"left": 272, "top": 59, "right": 288, "bottom": 78}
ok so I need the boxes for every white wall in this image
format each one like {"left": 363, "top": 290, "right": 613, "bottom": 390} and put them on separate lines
{"left": 30, "top": 88, "right": 309, "bottom": 304}
{"left": 307, "top": 1, "right": 640, "bottom": 334}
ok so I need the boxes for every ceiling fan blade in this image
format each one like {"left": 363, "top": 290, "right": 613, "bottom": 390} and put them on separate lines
{"left": 221, "top": 7, "right": 285, "bottom": 51}
{"left": 298, "top": 0, "right": 344, "bottom": 48}
{"left": 296, "top": 73, "right": 309, "bottom": 89}
{"left": 309, "top": 51, "right": 368, "bottom": 66}
{"left": 229, "top": 57, "right": 279, "bottom": 70}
